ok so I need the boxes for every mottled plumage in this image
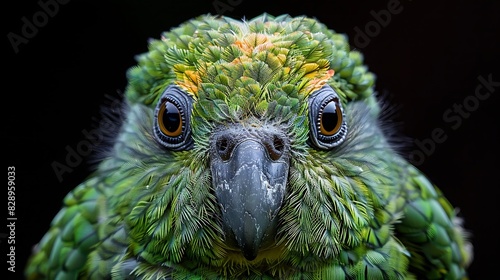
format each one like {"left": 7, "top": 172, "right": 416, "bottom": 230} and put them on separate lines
{"left": 25, "top": 14, "right": 472, "bottom": 279}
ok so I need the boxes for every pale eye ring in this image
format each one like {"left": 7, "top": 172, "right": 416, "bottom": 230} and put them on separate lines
{"left": 153, "top": 85, "right": 194, "bottom": 150}
{"left": 308, "top": 85, "right": 348, "bottom": 150}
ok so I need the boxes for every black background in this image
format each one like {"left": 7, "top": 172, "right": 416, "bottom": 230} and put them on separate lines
{"left": 3, "top": 0, "right": 499, "bottom": 279}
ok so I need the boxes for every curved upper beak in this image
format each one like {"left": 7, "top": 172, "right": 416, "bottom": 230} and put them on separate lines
{"left": 211, "top": 131, "right": 289, "bottom": 260}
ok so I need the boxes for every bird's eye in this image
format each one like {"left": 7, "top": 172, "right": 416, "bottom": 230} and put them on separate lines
{"left": 308, "top": 85, "right": 348, "bottom": 150}
{"left": 319, "top": 99, "right": 343, "bottom": 136}
{"left": 153, "top": 85, "right": 194, "bottom": 150}
{"left": 158, "top": 101, "right": 182, "bottom": 137}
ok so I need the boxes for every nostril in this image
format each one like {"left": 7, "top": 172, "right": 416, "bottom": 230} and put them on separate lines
{"left": 215, "top": 132, "right": 286, "bottom": 161}
{"left": 265, "top": 134, "right": 286, "bottom": 161}
{"left": 218, "top": 138, "right": 228, "bottom": 152}
{"left": 273, "top": 135, "right": 284, "bottom": 153}
{"left": 216, "top": 135, "right": 234, "bottom": 161}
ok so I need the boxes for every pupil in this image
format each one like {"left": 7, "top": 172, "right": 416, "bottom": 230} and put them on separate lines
{"left": 321, "top": 102, "right": 338, "bottom": 132}
{"left": 163, "top": 102, "right": 181, "bottom": 132}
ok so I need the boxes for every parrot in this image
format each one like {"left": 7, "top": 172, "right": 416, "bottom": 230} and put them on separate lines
{"left": 25, "top": 13, "right": 473, "bottom": 279}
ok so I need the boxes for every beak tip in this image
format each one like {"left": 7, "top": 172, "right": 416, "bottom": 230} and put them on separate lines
{"left": 243, "top": 249, "right": 258, "bottom": 261}
{"left": 235, "top": 212, "right": 265, "bottom": 261}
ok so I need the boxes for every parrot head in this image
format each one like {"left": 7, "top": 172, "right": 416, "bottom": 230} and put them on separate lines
{"left": 122, "top": 13, "right": 383, "bottom": 269}
{"left": 24, "top": 12, "right": 472, "bottom": 280}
